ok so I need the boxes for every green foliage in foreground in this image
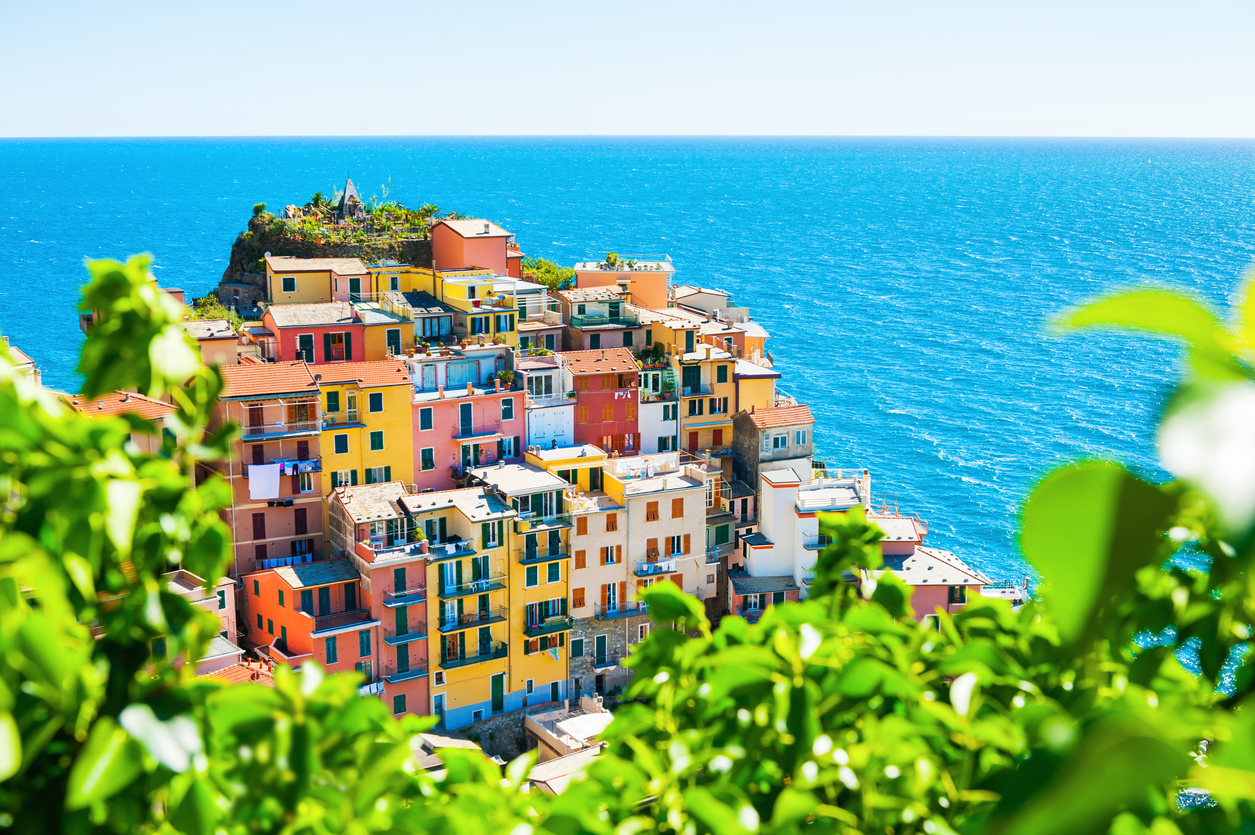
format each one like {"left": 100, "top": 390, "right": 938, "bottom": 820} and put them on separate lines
{"left": 187, "top": 296, "right": 244, "bottom": 331}
{"left": 3, "top": 257, "right": 1255, "bottom": 834}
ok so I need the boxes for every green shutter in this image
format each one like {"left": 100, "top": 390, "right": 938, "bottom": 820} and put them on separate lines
{"left": 497, "top": 519, "right": 504, "bottom": 547}
{"left": 384, "top": 465, "right": 391, "bottom": 482}
{"left": 365, "top": 468, "right": 374, "bottom": 485}
{"left": 350, "top": 469, "right": 358, "bottom": 486}
{"left": 331, "top": 471, "right": 340, "bottom": 488}
{"left": 323, "top": 333, "right": 332, "bottom": 361}
{"left": 482, "top": 522, "right": 490, "bottom": 549}
{"left": 345, "top": 332, "right": 353, "bottom": 360}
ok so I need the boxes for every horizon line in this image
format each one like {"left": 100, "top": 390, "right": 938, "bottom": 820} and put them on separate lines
{"left": 2, "top": 134, "right": 1255, "bottom": 141}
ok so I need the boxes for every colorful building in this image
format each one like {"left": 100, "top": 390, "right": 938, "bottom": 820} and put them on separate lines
{"left": 432, "top": 219, "right": 515, "bottom": 276}
{"left": 405, "top": 345, "right": 525, "bottom": 491}
{"left": 179, "top": 319, "right": 239, "bottom": 367}
{"left": 214, "top": 362, "right": 324, "bottom": 577}
{"left": 561, "top": 348, "right": 641, "bottom": 453}
{"left": 554, "top": 288, "right": 644, "bottom": 352}
{"left": 730, "top": 404, "right": 815, "bottom": 489}
{"left": 66, "top": 390, "right": 177, "bottom": 455}
{"left": 259, "top": 301, "right": 412, "bottom": 364}
{"left": 637, "top": 357, "right": 678, "bottom": 454}
{"left": 264, "top": 256, "right": 370, "bottom": 305}
{"left": 518, "top": 352, "right": 575, "bottom": 450}
{"left": 573, "top": 255, "right": 674, "bottom": 310}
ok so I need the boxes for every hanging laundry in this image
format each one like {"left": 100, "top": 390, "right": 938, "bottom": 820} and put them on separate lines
{"left": 248, "top": 463, "right": 281, "bottom": 500}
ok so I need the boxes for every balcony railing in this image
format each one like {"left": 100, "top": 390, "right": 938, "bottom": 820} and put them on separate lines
{"left": 258, "top": 552, "right": 315, "bottom": 571}
{"left": 569, "top": 311, "right": 640, "bottom": 328}
{"left": 706, "top": 542, "right": 734, "bottom": 564}
{"left": 384, "top": 582, "right": 428, "bottom": 607}
{"left": 679, "top": 384, "right": 714, "bottom": 397}
{"left": 241, "top": 418, "right": 321, "bottom": 439}
{"left": 438, "top": 606, "right": 507, "bottom": 632}
{"left": 639, "top": 390, "right": 678, "bottom": 403}
{"left": 516, "top": 548, "right": 571, "bottom": 566}
{"left": 437, "top": 573, "right": 506, "bottom": 598}
{"left": 524, "top": 616, "right": 573, "bottom": 638}
{"left": 440, "top": 640, "right": 508, "bottom": 669}
{"left": 426, "top": 538, "right": 476, "bottom": 562}
{"left": 593, "top": 601, "right": 648, "bottom": 621}
{"left": 452, "top": 419, "right": 503, "bottom": 440}
{"left": 591, "top": 650, "right": 623, "bottom": 669}
{"left": 383, "top": 664, "right": 429, "bottom": 684}
{"left": 527, "top": 392, "right": 570, "bottom": 408}
{"left": 513, "top": 512, "right": 573, "bottom": 533}
{"left": 633, "top": 557, "right": 679, "bottom": 578}
{"left": 312, "top": 608, "right": 373, "bottom": 633}
{"left": 383, "top": 625, "right": 428, "bottom": 645}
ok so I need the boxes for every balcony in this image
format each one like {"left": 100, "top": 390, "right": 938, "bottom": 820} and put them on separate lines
{"left": 569, "top": 311, "right": 640, "bottom": 329}
{"left": 240, "top": 418, "right": 321, "bottom": 440}
{"left": 438, "top": 607, "right": 507, "bottom": 633}
{"left": 440, "top": 640, "right": 508, "bottom": 669}
{"left": 516, "top": 547, "right": 571, "bottom": 566}
{"left": 706, "top": 542, "right": 734, "bottom": 564}
{"left": 527, "top": 391, "right": 571, "bottom": 409}
{"left": 680, "top": 384, "right": 714, "bottom": 397}
{"left": 593, "top": 601, "right": 648, "bottom": 621}
{"left": 384, "top": 582, "right": 428, "bottom": 608}
{"left": 321, "top": 414, "right": 363, "bottom": 429}
{"left": 513, "top": 512, "right": 573, "bottom": 533}
{"left": 524, "top": 616, "right": 573, "bottom": 638}
{"left": 426, "top": 538, "right": 477, "bottom": 563}
{"left": 452, "top": 419, "right": 503, "bottom": 441}
{"left": 258, "top": 552, "right": 316, "bottom": 571}
{"left": 311, "top": 608, "right": 374, "bottom": 634}
{"left": 383, "top": 664, "right": 429, "bottom": 684}
{"left": 634, "top": 557, "right": 679, "bottom": 578}
{"left": 591, "top": 651, "right": 623, "bottom": 669}
{"left": 364, "top": 539, "right": 427, "bottom": 561}
{"left": 383, "top": 625, "right": 427, "bottom": 645}
{"left": 359, "top": 680, "right": 384, "bottom": 696}
{"left": 437, "top": 574, "right": 506, "bottom": 599}
{"left": 639, "top": 389, "right": 678, "bottom": 404}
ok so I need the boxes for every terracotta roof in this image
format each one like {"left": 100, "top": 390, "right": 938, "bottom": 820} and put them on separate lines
{"left": 265, "top": 302, "right": 357, "bottom": 329}
{"left": 65, "top": 391, "right": 177, "bottom": 421}
{"left": 198, "top": 660, "right": 276, "bottom": 687}
{"left": 436, "top": 219, "right": 511, "bottom": 239}
{"left": 557, "top": 347, "right": 639, "bottom": 376}
{"left": 219, "top": 361, "right": 318, "bottom": 400}
{"left": 273, "top": 558, "right": 360, "bottom": 589}
{"left": 264, "top": 255, "right": 368, "bottom": 275}
{"left": 744, "top": 404, "right": 814, "bottom": 429}
{"left": 315, "top": 360, "right": 411, "bottom": 388}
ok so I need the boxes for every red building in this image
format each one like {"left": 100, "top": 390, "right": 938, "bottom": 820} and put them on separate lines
{"left": 259, "top": 302, "right": 369, "bottom": 364}
{"left": 560, "top": 348, "right": 641, "bottom": 453}
{"left": 431, "top": 219, "right": 523, "bottom": 278}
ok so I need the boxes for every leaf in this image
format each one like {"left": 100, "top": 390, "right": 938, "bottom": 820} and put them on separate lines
{"left": 1055, "top": 288, "right": 1242, "bottom": 380}
{"left": 642, "top": 581, "right": 709, "bottom": 632}
{"left": 104, "top": 478, "right": 142, "bottom": 556}
{"left": 1020, "top": 462, "right": 1177, "bottom": 644}
{"left": 870, "top": 570, "right": 914, "bottom": 620}
{"left": 0, "top": 712, "right": 20, "bottom": 782}
{"left": 169, "top": 774, "right": 217, "bottom": 835}
{"left": 772, "top": 787, "right": 818, "bottom": 826}
{"left": 65, "top": 717, "right": 142, "bottom": 810}
{"left": 119, "top": 704, "right": 202, "bottom": 773}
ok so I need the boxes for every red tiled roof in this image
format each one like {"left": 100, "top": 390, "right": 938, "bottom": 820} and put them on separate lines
{"left": 219, "top": 361, "right": 318, "bottom": 399}
{"left": 744, "top": 404, "right": 814, "bottom": 429}
{"left": 65, "top": 391, "right": 177, "bottom": 421}
{"left": 315, "top": 361, "right": 411, "bottom": 388}
{"left": 198, "top": 661, "right": 276, "bottom": 687}
{"left": 558, "top": 347, "right": 639, "bottom": 375}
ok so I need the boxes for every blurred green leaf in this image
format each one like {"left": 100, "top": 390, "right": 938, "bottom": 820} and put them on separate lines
{"left": 65, "top": 717, "right": 142, "bottom": 810}
{"left": 0, "top": 713, "right": 20, "bottom": 782}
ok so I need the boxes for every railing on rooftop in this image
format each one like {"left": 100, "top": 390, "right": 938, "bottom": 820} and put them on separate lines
{"left": 523, "top": 616, "right": 573, "bottom": 638}
{"left": 569, "top": 311, "right": 640, "bottom": 329}
{"left": 527, "top": 392, "right": 570, "bottom": 409}
{"left": 312, "top": 608, "right": 373, "bottom": 633}
{"left": 639, "top": 389, "right": 678, "bottom": 403}
{"left": 425, "top": 538, "right": 476, "bottom": 562}
{"left": 513, "top": 511, "right": 573, "bottom": 532}
{"left": 706, "top": 542, "right": 735, "bottom": 564}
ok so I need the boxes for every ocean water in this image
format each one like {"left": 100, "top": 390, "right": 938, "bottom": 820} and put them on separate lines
{"left": 2, "top": 137, "right": 1254, "bottom": 581}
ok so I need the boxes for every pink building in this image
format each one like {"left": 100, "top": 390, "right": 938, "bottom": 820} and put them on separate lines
{"left": 405, "top": 345, "right": 526, "bottom": 491}
{"left": 432, "top": 220, "right": 514, "bottom": 275}
{"left": 561, "top": 348, "right": 641, "bottom": 453}
{"left": 260, "top": 303, "right": 369, "bottom": 364}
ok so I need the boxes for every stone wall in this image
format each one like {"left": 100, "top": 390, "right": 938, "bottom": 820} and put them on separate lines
{"left": 462, "top": 701, "right": 561, "bottom": 762}
{"left": 570, "top": 614, "right": 646, "bottom": 700}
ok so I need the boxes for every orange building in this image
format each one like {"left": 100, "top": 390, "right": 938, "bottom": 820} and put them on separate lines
{"left": 432, "top": 219, "right": 520, "bottom": 277}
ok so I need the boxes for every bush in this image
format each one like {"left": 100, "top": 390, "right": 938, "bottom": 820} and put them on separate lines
{"left": 252, "top": 202, "right": 266, "bottom": 217}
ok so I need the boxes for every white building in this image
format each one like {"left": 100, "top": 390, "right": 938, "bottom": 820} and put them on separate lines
{"left": 519, "top": 353, "right": 575, "bottom": 449}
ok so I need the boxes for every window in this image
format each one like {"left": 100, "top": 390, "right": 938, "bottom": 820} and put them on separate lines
{"left": 278, "top": 589, "right": 285, "bottom": 607}
{"left": 256, "top": 614, "right": 263, "bottom": 629}
{"left": 326, "top": 332, "right": 347, "bottom": 362}
{"left": 326, "top": 391, "right": 340, "bottom": 414}
{"left": 645, "top": 329, "right": 652, "bottom": 346}
{"left": 472, "top": 710, "right": 484, "bottom": 722}
{"left": 574, "top": 550, "right": 586, "bottom": 569}
{"left": 470, "top": 316, "right": 488, "bottom": 335}
{"left": 623, "top": 329, "right": 634, "bottom": 346}
{"left": 252, "top": 579, "right": 259, "bottom": 596}
{"left": 576, "top": 516, "right": 588, "bottom": 535}
{"left": 389, "top": 275, "right": 400, "bottom": 292}
{"left": 325, "top": 635, "right": 338, "bottom": 664}
{"left": 252, "top": 444, "right": 265, "bottom": 465}
{"left": 573, "top": 588, "right": 585, "bottom": 609}
{"left": 671, "top": 497, "right": 684, "bottom": 518}
{"left": 301, "top": 589, "right": 313, "bottom": 613}
{"left": 359, "top": 629, "right": 371, "bottom": 657}
{"left": 267, "top": 618, "right": 274, "bottom": 635}
{"left": 281, "top": 625, "right": 288, "bottom": 645}
{"left": 281, "top": 276, "right": 296, "bottom": 293}
{"left": 602, "top": 404, "right": 614, "bottom": 421}
{"left": 393, "top": 695, "right": 406, "bottom": 715}
{"left": 525, "top": 679, "right": 534, "bottom": 695}
{"left": 601, "top": 545, "right": 622, "bottom": 565}
{"left": 331, "top": 469, "right": 355, "bottom": 488}
{"left": 605, "top": 513, "right": 618, "bottom": 532}
{"left": 717, "top": 365, "right": 728, "bottom": 384}
{"left": 419, "top": 407, "right": 433, "bottom": 431}
{"left": 151, "top": 637, "right": 167, "bottom": 660}
{"left": 298, "top": 471, "right": 313, "bottom": 493}
{"left": 368, "top": 392, "right": 383, "bottom": 412}
{"left": 576, "top": 406, "right": 589, "bottom": 423}
{"left": 369, "top": 431, "right": 384, "bottom": 451}
{"left": 571, "top": 637, "right": 584, "bottom": 657}
{"left": 501, "top": 398, "right": 514, "bottom": 421}
{"left": 949, "top": 585, "right": 968, "bottom": 605}
{"left": 420, "top": 448, "right": 435, "bottom": 471}
{"left": 772, "top": 434, "right": 787, "bottom": 450}
{"left": 638, "top": 624, "right": 650, "bottom": 642}
{"left": 711, "top": 397, "right": 728, "bottom": 414}
{"left": 252, "top": 512, "right": 266, "bottom": 540}
{"left": 294, "top": 508, "right": 307, "bottom": 535}
{"left": 646, "top": 501, "right": 659, "bottom": 521}
{"left": 707, "top": 574, "right": 715, "bottom": 584}
{"left": 625, "top": 402, "right": 637, "bottom": 420}
{"left": 923, "top": 614, "right": 940, "bottom": 630}
{"left": 547, "top": 562, "right": 561, "bottom": 583}
{"left": 688, "top": 399, "right": 704, "bottom": 417}
{"left": 526, "top": 566, "right": 538, "bottom": 588}
{"left": 589, "top": 333, "right": 601, "bottom": 349}
{"left": 334, "top": 434, "right": 349, "bottom": 455}
{"left": 663, "top": 404, "right": 675, "bottom": 421}
{"left": 796, "top": 429, "right": 808, "bottom": 445}
{"left": 658, "top": 436, "right": 674, "bottom": 452}
{"left": 365, "top": 466, "right": 391, "bottom": 484}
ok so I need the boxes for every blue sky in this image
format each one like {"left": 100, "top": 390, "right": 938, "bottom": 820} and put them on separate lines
{"left": 2, "top": 0, "right": 1252, "bottom": 137}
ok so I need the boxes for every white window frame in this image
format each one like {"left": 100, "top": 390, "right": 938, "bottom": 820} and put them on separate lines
{"left": 389, "top": 275, "right": 400, "bottom": 291}
{"left": 334, "top": 469, "right": 352, "bottom": 486}
{"left": 772, "top": 434, "right": 787, "bottom": 450}
{"left": 501, "top": 398, "right": 514, "bottom": 421}
{"left": 796, "top": 429, "right": 807, "bottom": 445}
{"left": 419, "top": 406, "right": 433, "bottom": 431}
{"left": 298, "top": 471, "right": 314, "bottom": 493}
{"left": 281, "top": 276, "right": 296, "bottom": 293}
{"left": 367, "top": 466, "right": 387, "bottom": 483}
{"left": 420, "top": 447, "right": 436, "bottom": 471}
{"left": 525, "top": 679, "right": 534, "bottom": 695}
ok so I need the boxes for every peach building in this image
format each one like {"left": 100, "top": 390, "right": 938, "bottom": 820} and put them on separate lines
{"left": 164, "top": 569, "right": 243, "bottom": 674}
{"left": 180, "top": 319, "right": 240, "bottom": 367}
{"left": 432, "top": 219, "right": 514, "bottom": 276}
{"left": 65, "top": 391, "right": 177, "bottom": 455}
{"left": 572, "top": 255, "right": 674, "bottom": 310}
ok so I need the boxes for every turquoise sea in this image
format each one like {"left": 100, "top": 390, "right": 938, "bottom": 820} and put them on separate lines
{"left": 2, "top": 137, "right": 1254, "bottom": 582}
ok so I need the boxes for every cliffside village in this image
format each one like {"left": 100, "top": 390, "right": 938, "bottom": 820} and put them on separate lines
{"left": 8, "top": 189, "right": 1024, "bottom": 782}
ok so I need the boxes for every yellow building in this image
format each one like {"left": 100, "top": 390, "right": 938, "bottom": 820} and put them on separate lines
{"left": 399, "top": 487, "right": 515, "bottom": 729}
{"left": 363, "top": 265, "right": 522, "bottom": 348}
{"left": 466, "top": 462, "right": 573, "bottom": 712}
{"left": 318, "top": 361, "right": 416, "bottom": 542}
{"left": 672, "top": 341, "right": 736, "bottom": 459}
{"left": 264, "top": 256, "right": 369, "bottom": 304}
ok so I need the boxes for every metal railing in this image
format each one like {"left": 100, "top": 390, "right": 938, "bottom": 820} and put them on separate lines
{"left": 516, "top": 547, "right": 571, "bottom": 566}
{"left": 385, "top": 582, "right": 428, "bottom": 605}
{"left": 241, "top": 418, "right": 321, "bottom": 439}
{"left": 438, "top": 606, "right": 507, "bottom": 632}
{"left": 452, "top": 419, "right": 502, "bottom": 440}
{"left": 706, "top": 542, "right": 734, "bottom": 564}
{"left": 440, "top": 640, "right": 508, "bottom": 669}
{"left": 527, "top": 392, "right": 570, "bottom": 408}
{"left": 593, "top": 601, "right": 648, "bottom": 621}
{"left": 383, "top": 663, "right": 429, "bottom": 684}
{"left": 426, "top": 538, "right": 476, "bottom": 562}
{"left": 312, "top": 608, "right": 373, "bottom": 633}
{"left": 591, "top": 650, "right": 623, "bottom": 669}
{"left": 569, "top": 311, "right": 640, "bottom": 328}
{"left": 523, "top": 616, "right": 573, "bottom": 638}
{"left": 513, "top": 511, "right": 573, "bottom": 532}
{"left": 384, "top": 625, "right": 427, "bottom": 645}
{"left": 437, "top": 573, "right": 506, "bottom": 598}
{"left": 633, "top": 557, "right": 679, "bottom": 578}
{"left": 679, "top": 384, "right": 714, "bottom": 397}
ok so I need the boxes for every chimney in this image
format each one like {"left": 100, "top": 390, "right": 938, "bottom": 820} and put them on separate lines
{"left": 467, "top": 382, "right": 474, "bottom": 395}
{"left": 483, "top": 222, "right": 490, "bottom": 235}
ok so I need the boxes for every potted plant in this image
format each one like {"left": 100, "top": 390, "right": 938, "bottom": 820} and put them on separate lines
{"left": 496, "top": 370, "right": 515, "bottom": 386}
{"left": 567, "top": 390, "right": 578, "bottom": 400}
